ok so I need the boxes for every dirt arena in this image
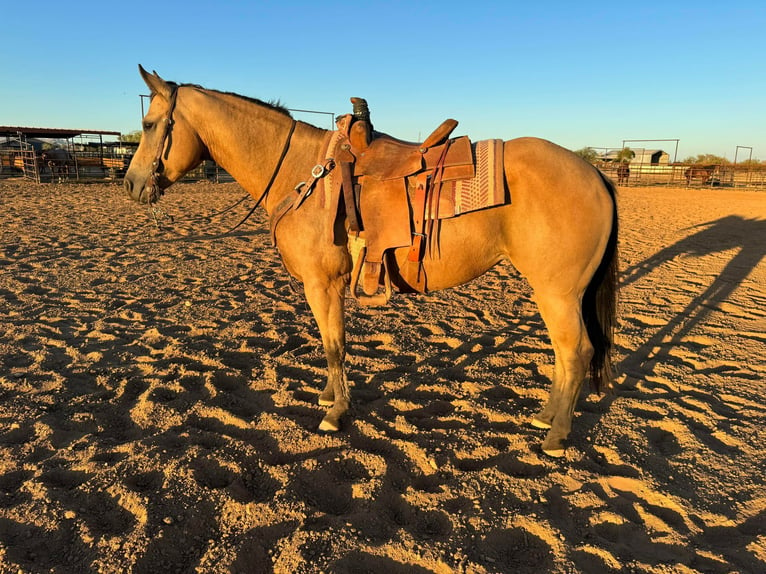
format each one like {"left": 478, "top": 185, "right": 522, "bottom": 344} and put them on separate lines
{"left": 0, "top": 179, "right": 763, "bottom": 573}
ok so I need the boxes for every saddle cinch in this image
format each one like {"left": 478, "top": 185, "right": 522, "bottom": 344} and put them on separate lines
{"left": 325, "top": 98, "right": 507, "bottom": 306}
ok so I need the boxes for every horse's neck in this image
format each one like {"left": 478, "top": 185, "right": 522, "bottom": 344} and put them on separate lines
{"left": 260, "top": 122, "right": 330, "bottom": 215}
{"left": 186, "top": 90, "right": 328, "bottom": 211}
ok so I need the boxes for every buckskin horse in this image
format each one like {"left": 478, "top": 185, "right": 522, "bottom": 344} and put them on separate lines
{"left": 124, "top": 66, "right": 618, "bottom": 457}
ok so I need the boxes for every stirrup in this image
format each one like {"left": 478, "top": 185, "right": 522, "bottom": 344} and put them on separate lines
{"left": 348, "top": 234, "right": 392, "bottom": 307}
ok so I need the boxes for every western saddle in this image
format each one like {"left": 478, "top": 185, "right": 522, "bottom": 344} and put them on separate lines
{"left": 334, "top": 98, "right": 484, "bottom": 306}
{"left": 274, "top": 98, "right": 502, "bottom": 306}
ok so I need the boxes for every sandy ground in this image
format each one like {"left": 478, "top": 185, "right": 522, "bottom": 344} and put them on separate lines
{"left": 0, "top": 179, "right": 764, "bottom": 574}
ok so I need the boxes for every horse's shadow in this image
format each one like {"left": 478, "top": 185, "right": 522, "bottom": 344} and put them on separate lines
{"left": 618, "top": 215, "right": 765, "bottom": 378}
{"left": 552, "top": 214, "right": 766, "bottom": 468}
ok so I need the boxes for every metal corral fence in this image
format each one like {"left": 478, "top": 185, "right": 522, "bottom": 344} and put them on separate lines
{"left": 599, "top": 162, "right": 766, "bottom": 189}
{"left": 0, "top": 148, "right": 233, "bottom": 184}
{"left": 3, "top": 146, "right": 763, "bottom": 190}
{"left": 179, "top": 161, "right": 235, "bottom": 183}
{"left": 0, "top": 149, "right": 131, "bottom": 183}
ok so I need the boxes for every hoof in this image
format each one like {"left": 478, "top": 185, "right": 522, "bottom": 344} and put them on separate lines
{"left": 318, "top": 397, "right": 335, "bottom": 407}
{"left": 531, "top": 417, "right": 552, "bottom": 430}
{"left": 542, "top": 447, "right": 566, "bottom": 458}
{"left": 318, "top": 418, "right": 340, "bottom": 432}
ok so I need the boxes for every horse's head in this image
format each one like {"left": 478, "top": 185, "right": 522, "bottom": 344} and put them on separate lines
{"left": 124, "top": 66, "right": 207, "bottom": 204}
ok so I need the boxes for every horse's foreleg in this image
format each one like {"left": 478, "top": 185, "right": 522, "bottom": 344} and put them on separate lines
{"left": 532, "top": 292, "right": 593, "bottom": 457}
{"left": 302, "top": 277, "right": 349, "bottom": 432}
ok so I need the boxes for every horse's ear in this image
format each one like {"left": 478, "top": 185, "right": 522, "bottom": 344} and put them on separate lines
{"left": 138, "top": 64, "right": 172, "bottom": 100}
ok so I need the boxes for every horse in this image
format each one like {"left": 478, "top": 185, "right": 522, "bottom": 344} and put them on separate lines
{"left": 41, "top": 148, "right": 73, "bottom": 182}
{"left": 124, "top": 66, "right": 619, "bottom": 457}
{"left": 616, "top": 162, "right": 630, "bottom": 185}
{"left": 684, "top": 165, "right": 716, "bottom": 186}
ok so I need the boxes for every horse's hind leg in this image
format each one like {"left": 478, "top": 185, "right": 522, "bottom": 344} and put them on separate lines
{"left": 531, "top": 292, "right": 593, "bottom": 457}
{"left": 302, "top": 277, "right": 350, "bottom": 432}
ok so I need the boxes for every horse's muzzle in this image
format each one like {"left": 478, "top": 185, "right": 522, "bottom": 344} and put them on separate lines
{"left": 124, "top": 176, "right": 141, "bottom": 202}
{"left": 124, "top": 174, "right": 162, "bottom": 204}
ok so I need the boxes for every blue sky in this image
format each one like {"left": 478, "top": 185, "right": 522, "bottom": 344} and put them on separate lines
{"left": 1, "top": 1, "right": 764, "bottom": 160}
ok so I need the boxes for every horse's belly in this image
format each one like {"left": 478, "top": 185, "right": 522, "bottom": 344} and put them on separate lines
{"left": 389, "top": 208, "right": 511, "bottom": 292}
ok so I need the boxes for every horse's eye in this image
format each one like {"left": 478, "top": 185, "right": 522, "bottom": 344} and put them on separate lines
{"left": 143, "top": 121, "right": 154, "bottom": 131}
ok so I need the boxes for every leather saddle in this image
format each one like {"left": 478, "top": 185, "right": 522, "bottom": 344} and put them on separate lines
{"left": 326, "top": 99, "right": 478, "bottom": 306}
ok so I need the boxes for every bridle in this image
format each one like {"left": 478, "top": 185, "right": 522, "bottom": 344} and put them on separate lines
{"left": 144, "top": 84, "right": 179, "bottom": 205}
{"left": 142, "top": 84, "right": 299, "bottom": 232}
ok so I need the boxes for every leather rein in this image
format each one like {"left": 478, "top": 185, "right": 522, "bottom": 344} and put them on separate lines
{"left": 144, "top": 83, "right": 300, "bottom": 233}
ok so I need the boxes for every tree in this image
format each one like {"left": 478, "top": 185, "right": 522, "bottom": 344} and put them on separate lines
{"left": 682, "top": 153, "right": 729, "bottom": 165}
{"left": 573, "top": 147, "right": 598, "bottom": 163}
{"left": 120, "top": 130, "right": 142, "bottom": 143}
{"left": 616, "top": 147, "right": 635, "bottom": 163}
{"left": 736, "top": 158, "right": 765, "bottom": 169}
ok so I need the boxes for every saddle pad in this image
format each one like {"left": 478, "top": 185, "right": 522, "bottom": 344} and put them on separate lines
{"left": 431, "top": 139, "right": 506, "bottom": 219}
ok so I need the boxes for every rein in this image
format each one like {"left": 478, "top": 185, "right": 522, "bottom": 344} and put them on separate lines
{"left": 228, "top": 118, "right": 297, "bottom": 233}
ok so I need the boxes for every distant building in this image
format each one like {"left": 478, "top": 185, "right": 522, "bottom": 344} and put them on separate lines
{"left": 601, "top": 149, "right": 669, "bottom": 165}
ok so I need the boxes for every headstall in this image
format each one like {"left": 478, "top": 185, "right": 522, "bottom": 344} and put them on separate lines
{"left": 145, "top": 84, "right": 179, "bottom": 205}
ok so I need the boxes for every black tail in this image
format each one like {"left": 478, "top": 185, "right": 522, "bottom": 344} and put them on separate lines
{"left": 583, "top": 171, "right": 619, "bottom": 392}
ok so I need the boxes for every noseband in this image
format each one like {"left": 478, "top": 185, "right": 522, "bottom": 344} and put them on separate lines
{"left": 144, "top": 85, "right": 179, "bottom": 205}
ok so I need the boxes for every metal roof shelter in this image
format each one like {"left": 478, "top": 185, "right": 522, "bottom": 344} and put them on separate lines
{"left": 1, "top": 126, "right": 123, "bottom": 182}
{"left": 0, "top": 126, "right": 121, "bottom": 139}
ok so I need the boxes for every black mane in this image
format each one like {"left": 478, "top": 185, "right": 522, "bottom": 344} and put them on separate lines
{"left": 178, "top": 82, "right": 292, "bottom": 118}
